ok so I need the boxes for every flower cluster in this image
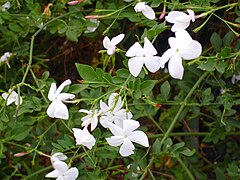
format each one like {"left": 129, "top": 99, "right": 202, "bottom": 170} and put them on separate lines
{"left": 102, "top": 6, "right": 202, "bottom": 80}
{"left": 72, "top": 93, "right": 149, "bottom": 157}
{"left": 45, "top": 152, "right": 79, "bottom": 179}
{"left": 2, "top": 89, "right": 22, "bottom": 106}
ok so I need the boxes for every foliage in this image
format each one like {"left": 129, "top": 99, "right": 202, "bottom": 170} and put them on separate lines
{"left": 0, "top": 0, "right": 240, "bottom": 179}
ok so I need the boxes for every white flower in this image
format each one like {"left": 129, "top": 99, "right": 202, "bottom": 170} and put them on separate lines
{"left": 45, "top": 161, "right": 79, "bottom": 180}
{"left": 85, "top": 19, "right": 100, "bottom": 33}
{"left": 134, "top": 2, "right": 155, "bottom": 20}
{"left": 79, "top": 109, "right": 99, "bottom": 131}
{"left": 165, "top": 9, "right": 195, "bottom": 32}
{"left": 50, "top": 152, "right": 68, "bottom": 164}
{"left": 232, "top": 73, "right": 240, "bottom": 84}
{"left": 127, "top": 164, "right": 141, "bottom": 177}
{"left": 100, "top": 93, "right": 132, "bottom": 128}
{"left": 106, "top": 120, "right": 149, "bottom": 157}
{"left": 2, "top": 1, "right": 10, "bottom": 12}
{"left": 160, "top": 30, "right": 202, "bottom": 80}
{"left": 47, "top": 79, "right": 75, "bottom": 120}
{"left": 126, "top": 37, "right": 161, "bottom": 77}
{"left": 2, "top": 90, "right": 22, "bottom": 106}
{"left": 103, "top": 34, "right": 125, "bottom": 55}
{"left": 0, "top": 52, "right": 12, "bottom": 68}
{"left": 72, "top": 127, "right": 96, "bottom": 150}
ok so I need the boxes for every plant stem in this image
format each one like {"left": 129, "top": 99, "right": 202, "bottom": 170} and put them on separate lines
{"left": 159, "top": 71, "right": 209, "bottom": 147}
{"left": 140, "top": 71, "right": 208, "bottom": 179}
{"left": 177, "top": 157, "right": 195, "bottom": 180}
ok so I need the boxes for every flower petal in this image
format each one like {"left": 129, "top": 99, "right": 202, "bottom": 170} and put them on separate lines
{"left": 51, "top": 152, "right": 68, "bottom": 164}
{"left": 53, "top": 161, "right": 68, "bottom": 173}
{"left": 129, "top": 130, "right": 149, "bottom": 147}
{"left": 108, "top": 122, "right": 124, "bottom": 136}
{"left": 187, "top": 9, "right": 195, "bottom": 22}
{"left": 107, "top": 47, "right": 116, "bottom": 55}
{"left": 103, "top": 36, "right": 111, "bottom": 49}
{"left": 160, "top": 49, "right": 174, "bottom": 68}
{"left": 168, "top": 55, "right": 184, "bottom": 80}
{"left": 175, "top": 30, "right": 192, "bottom": 46}
{"left": 64, "top": 167, "right": 79, "bottom": 179}
{"left": 171, "top": 21, "right": 190, "bottom": 32}
{"left": 126, "top": 42, "right": 143, "bottom": 57}
{"left": 123, "top": 120, "right": 140, "bottom": 135}
{"left": 100, "top": 100, "right": 109, "bottom": 113}
{"left": 79, "top": 109, "right": 91, "bottom": 114}
{"left": 100, "top": 116, "right": 110, "bottom": 128}
{"left": 179, "top": 40, "right": 202, "bottom": 60}
{"left": 111, "top": 34, "right": 125, "bottom": 46}
{"left": 47, "top": 101, "right": 57, "bottom": 118}
{"left": 58, "top": 93, "right": 75, "bottom": 101}
{"left": 143, "top": 37, "right": 157, "bottom": 55}
{"left": 128, "top": 57, "right": 144, "bottom": 77}
{"left": 48, "top": 83, "right": 57, "bottom": 101}
{"left": 90, "top": 115, "right": 98, "bottom": 131}
{"left": 134, "top": 2, "right": 145, "bottom": 12}
{"left": 55, "top": 79, "right": 71, "bottom": 96}
{"left": 106, "top": 136, "right": 124, "bottom": 146}
{"left": 108, "top": 93, "right": 122, "bottom": 112}
{"left": 45, "top": 169, "right": 61, "bottom": 178}
{"left": 165, "top": 11, "right": 187, "bottom": 23}
{"left": 47, "top": 100, "right": 69, "bottom": 120}
{"left": 142, "top": 5, "right": 155, "bottom": 20}
{"left": 144, "top": 55, "right": 161, "bottom": 73}
{"left": 119, "top": 138, "right": 135, "bottom": 157}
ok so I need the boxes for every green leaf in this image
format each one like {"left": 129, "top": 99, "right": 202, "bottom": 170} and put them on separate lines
{"left": 160, "top": 81, "right": 170, "bottom": 101}
{"left": 151, "top": 0, "right": 163, "bottom": 7}
{"left": 171, "top": 142, "right": 185, "bottom": 152}
{"left": 13, "top": 127, "right": 32, "bottom": 141}
{"left": 210, "top": 32, "right": 222, "bottom": 51}
{"left": 216, "top": 61, "right": 227, "bottom": 74}
{"left": 162, "top": 138, "right": 173, "bottom": 153}
{"left": 68, "top": 84, "right": 89, "bottom": 94}
{"left": 75, "top": 63, "right": 99, "bottom": 81}
{"left": 223, "top": 31, "right": 235, "bottom": 47}
{"left": 152, "top": 139, "right": 161, "bottom": 155}
{"left": 9, "top": 23, "right": 22, "bottom": 33}
{"left": 180, "top": 148, "right": 195, "bottom": 156}
{"left": 141, "top": 80, "right": 156, "bottom": 96}
{"left": 66, "top": 29, "right": 78, "bottom": 42}
{"left": 198, "top": 58, "right": 216, "bottom": 71}
{"left": 42, "top": 71, "right": 50, "bottom": 80}
{"left": 215, "top": 167, "right": 226, "bottom": 180}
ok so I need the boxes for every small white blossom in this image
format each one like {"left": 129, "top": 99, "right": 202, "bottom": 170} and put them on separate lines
{"left": 106, "top": 120, "right": 149, "bottom": 157}
{"left": 232, "top": 73, "right": 240, "bottom": 84}
{"left": 47, "top": 79, "right": 75, "bottom": 120}
{"left": 165, "top": 9, "right": 195, "bottom": 32}
{"left": 79, "top": 109, "right": 99, "bottom": 131}
{"left": 103, "top": 34, "right": 125, "bottom": 55}
{"left": 134, "top": 2, "right": 155, "bottom": 20}
{"left": 2, "top": 90, "right": 22, "bottom": 106}
{"left": 72, "top": 127, "right": 96, "bottom": 150}
{"left": 85, "top": 19, "right": 100, "bottom": 33}
{"left": 126, "top": 37, "right": 161, "bottom": 77}
{"left": 100, "top": 93, "right": 132, "bottom": 128}
{"left": 2, "top": 1, "right": 10, "bottom": 12}
{"left": 0, "top": 52, "right": 12, "bottom": 68}
{"left": 50, "top": 152, "right": 68, "bottom": 164}
{"left": 160, "top": 30, "right": 202, "bottom": 80}
{"left": 45, "top": 161, "right": 79, "bottom": 180}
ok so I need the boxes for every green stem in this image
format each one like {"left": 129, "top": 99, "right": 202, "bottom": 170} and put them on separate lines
{"left": 159, "top": 71, "right": 208, "bottom": 147}
{"left": 140, "top": 72, "right": 208, "bottom": 179}
{"left": 177, "top": 157, "right": 195, "bottom": 180}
